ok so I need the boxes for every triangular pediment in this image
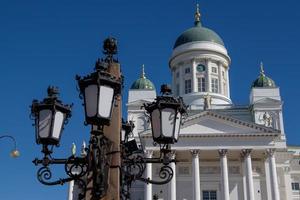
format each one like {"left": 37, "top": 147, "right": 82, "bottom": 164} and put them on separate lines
{"left": 127, "top": 99, "right": 154, "bottom": 107}
{"left": 180, "top": 111, "right": 279, "bottom": 136}
{"left": 253, "top": 97, "right": 281, "bottom": 105}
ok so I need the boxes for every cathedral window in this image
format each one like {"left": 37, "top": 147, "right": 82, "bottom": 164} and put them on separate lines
{"left": 211, "top": 78, "right": 219, "bottom": 93}
{"left": 185, "top": 79, "right": 191, "bottom": 94}
{"left": 292, "top": 182, "right": 300, "bottom": 190}
{"left": 185, "top": 67, "right": 190, "bottom": 74}
{"left": 212, "top": 67, "right": 218, "bottom": 73}
{"left": 176, "top": 71, "right": 179, "bottom": 78}
{"left": 202, "top": 190, "right": 217, "bottom": 200}
{"left": 197, "top": 77, "right": 205, "bottom": 92}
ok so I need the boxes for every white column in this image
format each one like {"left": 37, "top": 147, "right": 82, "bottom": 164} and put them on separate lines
{"left": 219, "top": 149, "right": 230, "bottom": 200}
{"left": 218, "top": 61, "right": 224, "bottom": 95}
{"left": 192, "top": 59, "right": 197, "bottom": 93}
{"left": 242, "top": 149, "right": 255, "bottom": 200}
{"left": 169, "top": 151, "right": 176, "bottom": 200}
{"left": 206, "top": 58, "right": 211, "bottom": 92}
{"left": 267, "top": 149, "right": 280, "bottom": 200}
{"left": 191, "top": 150, "right": 201, "bottom": 200}
{"left": 144, "top": 150, "right": 153, "bottom": 200}
{"left": 226, "top": 68, "right": 230, "bottom": 99}
{"left": 241, "top": 156, "right": 248, "bottom": 200}
{"left": 179, "top": 66, "right": 183, "bottom": 95}
{"left": 264, "top": 156, "right": 272, "bottom": 200}
{"left": 283, "top": 166, "right": 292, "bottom": 200}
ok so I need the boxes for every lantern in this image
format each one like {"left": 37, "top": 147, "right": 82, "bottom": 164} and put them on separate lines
{"left": 121, "top": 120, "right": 134, "bottom": 143}
{"left": 144, "top": 85, "right": 186, "bottom": 144}
{"left": 31, "top": 87, "right": 72, "bottom": 146}
{"left": 76, "top": 63, "right": 121, "bottom": 126}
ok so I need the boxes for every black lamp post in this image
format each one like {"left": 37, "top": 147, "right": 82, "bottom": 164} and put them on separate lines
{"left": 144, "top": 84, "right": 185, "bottom": 145}
{"left": 120, "top": 85, "right": 187, "bottom": 200}
{"left": 31, "top": 37, "right": 187, "bottom": 200}
{"left": 31, "top": 86, "right": 72, "bottom": 147}
{"left": 76, "top": 61, "right": 121, "bottom": 126}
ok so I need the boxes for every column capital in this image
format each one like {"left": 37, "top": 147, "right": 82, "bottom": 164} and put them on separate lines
{"left": 218, "top": 149, "right": 228, "bottom": 157}
{"left": 190, "top": 150, "right": 200, "bottom": 157}
{"left": 241, "top": 149, "right": 252, "bottom": 158}
{"left": 266, "top": 148, "right": 276, "bottom": 157}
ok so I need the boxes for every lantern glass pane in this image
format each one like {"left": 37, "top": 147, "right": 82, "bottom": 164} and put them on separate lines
{"left": 174, "top": 112, "right": 181, "bottom": 141}
{"left": 151, "top": 109, "right": 161, "bottom": 139}
{"left": 98, "top": 86, "right": 114, "bottom": 118}
{"left": 52, "top": 111, "right": 65, "bottom": 139}
{"left": 161, "top": 108, "right": 175, "bottom": 138}
{"left": 121, "top": 129, "right": 126, "bottom": 142}
{"left": 84, "top": 84, "right": 98, "bottom": 117}
{"left": 38, "top": 109, "right": 52, "bottom": 138}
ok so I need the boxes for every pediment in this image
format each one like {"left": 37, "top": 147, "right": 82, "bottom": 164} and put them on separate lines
{"left": 180, "top": 111, "right": 279, "bottom": 136}
{"left": 127, "top": 99, "right": 154, "bottom": 107}
{"left": 253, "top": 97, "right": 281, "bottom": 105}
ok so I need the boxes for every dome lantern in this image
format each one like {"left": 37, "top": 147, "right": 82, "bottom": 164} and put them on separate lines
{"left": 252, "top": 62, "right": 276, "bottom": 88}
{"left": 173, "top": 4, "right": 224, "bottom": 49}
{"left": 130, "top": 65, "right": 156, "bottom": 90}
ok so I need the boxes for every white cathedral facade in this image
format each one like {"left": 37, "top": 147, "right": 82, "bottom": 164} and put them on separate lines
{"left": 127, "top": 6, "right": 300, "bottom": 200}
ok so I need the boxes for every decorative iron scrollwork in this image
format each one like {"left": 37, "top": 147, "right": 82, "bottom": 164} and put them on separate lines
{"left": 120, "top": 145, "right": 176, "bottom": 200}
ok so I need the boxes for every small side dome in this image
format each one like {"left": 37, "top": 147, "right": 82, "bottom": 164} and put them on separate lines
{"left": 130, "top": 65, "right": 155, "bottom": 90}
{"left": 252, "top": 63, "right": 276, "bottom": 88}
{"left": 173, "top": 5, "right": 224, "bottom": 49}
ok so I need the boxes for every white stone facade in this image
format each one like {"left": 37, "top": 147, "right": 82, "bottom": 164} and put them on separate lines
{"left": 126, "top": 9, "right": 300, "bottom": 200}
{"left": 68, "top": 7, "right": 300, "bottom": 200}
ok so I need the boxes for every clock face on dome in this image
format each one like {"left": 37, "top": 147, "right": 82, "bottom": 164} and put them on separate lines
{"left": 197, "top": 64, "right": 206, "bottom": 72}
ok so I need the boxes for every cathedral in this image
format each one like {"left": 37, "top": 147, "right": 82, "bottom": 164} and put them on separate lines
{"left": 126, "top": 5, "right": 300, "bottom": 200}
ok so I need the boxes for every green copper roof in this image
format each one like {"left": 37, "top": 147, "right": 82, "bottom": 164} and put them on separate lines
{"left": 173, "top": 5, "right": 224, "bottom": 49}
{"left": 130, "top": 65, "right": 155, "bottom": 90}
{"left": 251, "top": 63, "right": 276, "bottom": 88}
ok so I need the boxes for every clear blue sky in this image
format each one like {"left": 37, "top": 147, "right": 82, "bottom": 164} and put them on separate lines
{"left": 0, "top": 0, "right": 300, "bottom": 199}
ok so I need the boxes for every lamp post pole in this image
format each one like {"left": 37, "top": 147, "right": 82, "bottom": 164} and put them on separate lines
{"left": 103, "top": 61, "right": 121, "bottom": 200}
{"left": 84, "top": 60, "right": 122, "bottom": 200}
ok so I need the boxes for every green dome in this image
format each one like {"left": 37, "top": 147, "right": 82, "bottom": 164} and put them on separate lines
{"left": 251, "top": 64, "right": 276, "bottom": 88}
{"left": 130, "top": 66, "right": 155, "bottom": 90}
{"left": 174, "top": 23, "right": 224, "bottom": 49}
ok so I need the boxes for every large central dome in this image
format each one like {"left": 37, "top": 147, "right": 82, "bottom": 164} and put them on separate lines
{"left": 174, "top": 23, "right": 224, "bottom": 49}
{"left": 173, "top": 7, "right": 224, "bottom": 49}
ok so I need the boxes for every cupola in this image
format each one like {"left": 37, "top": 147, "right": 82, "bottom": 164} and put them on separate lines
{"left": 130, "top": 65, "right": 156, "bottom": 90}
{"left": 252, "top": 63, "right": 276, "bottom": 88}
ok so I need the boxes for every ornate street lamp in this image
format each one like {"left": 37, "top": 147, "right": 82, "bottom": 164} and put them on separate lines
{"left": 0, "top": 135, "right": 20, "bottom": 158}
{"left": 120, "top": 85, "right": 187, "bottom": 199}
{"left": 144, "top": 84, "right": 186, "bottom": 145}
{"left": 31, "top": 87, "right": 87, "bottom": 199}
{"left": 121, "top": 120, "right": 134, "bottom": 143}
{"left": 76, "top": 65, "right": 121, "bottom": 125}
{"left": 76, "top": 61, "right": 122, "bottom": 126}
{"left": 31, "top": 37, "right": 187, "bottom": 200}
{"left": 31, "top": 86, "right": 72, "bottom": 146}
